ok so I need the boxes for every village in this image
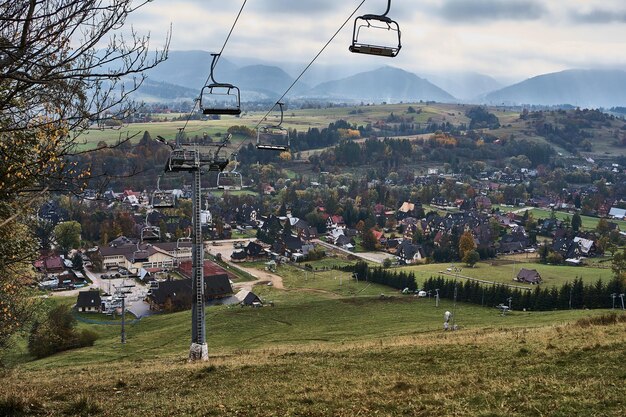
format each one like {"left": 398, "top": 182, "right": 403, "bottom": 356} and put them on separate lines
{"left": 33, "top": 161, "right": 626, "bottom": 319}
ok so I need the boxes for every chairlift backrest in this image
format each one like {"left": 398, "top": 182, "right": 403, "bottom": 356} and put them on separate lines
{"left": 199, "top": 54, "right": 242, "bottom": 115}
{"left": 349, "top": 0, "right": 401, "bottom": 58}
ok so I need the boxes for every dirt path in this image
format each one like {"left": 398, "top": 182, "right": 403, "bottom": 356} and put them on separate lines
{"left": 224, "top": 260, "right": 285, "bottom": 291}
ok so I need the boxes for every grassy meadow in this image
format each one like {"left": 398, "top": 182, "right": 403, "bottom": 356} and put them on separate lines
{"left": 3, "top": 253, "right": 626, "bottom": 416}
{"left": 396, "top": 258, "right": 613, "bottom": 289}
{"left": 2, "top": 286, "right": 625, "bottom": 416}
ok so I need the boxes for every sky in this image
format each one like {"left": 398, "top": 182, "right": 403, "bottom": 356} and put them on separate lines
{"left": 126, "top": 0, "right": 626, "bottom": 84}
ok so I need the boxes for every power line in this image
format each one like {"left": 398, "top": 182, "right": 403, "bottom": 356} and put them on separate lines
{"left": 179, "top": 0, "right": 249, "bottom": 134}
{"left": 235, "top": 0, "right": 366, "bottom": 153}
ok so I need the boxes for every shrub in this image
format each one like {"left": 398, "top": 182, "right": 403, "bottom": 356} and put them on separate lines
{"left": 28, "top": 305, "right": 99, "bottom": 359}
{"left": 64, "top": 395, "right": 101, "bottom": 416}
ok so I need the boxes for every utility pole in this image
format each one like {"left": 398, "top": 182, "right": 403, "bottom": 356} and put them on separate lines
{"left": 452, "top": 281, "right": 458, "bottom": 330}
{"left": 114, "top": 279, "right": 134, "bottom": 344}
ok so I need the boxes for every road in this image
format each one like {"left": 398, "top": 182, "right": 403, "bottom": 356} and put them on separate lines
{"left": 207, "top": 239, "right": 284, "bottom": 291}
{"left": 313, "top": 239, "right": 392, "bottom": 264}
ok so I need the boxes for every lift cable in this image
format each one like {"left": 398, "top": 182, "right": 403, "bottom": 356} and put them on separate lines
{"left": 179, "top": 0, "right": 249, "bottom": 134}
{"left": 234, "top": 0, "right": 366, "bottom": 154}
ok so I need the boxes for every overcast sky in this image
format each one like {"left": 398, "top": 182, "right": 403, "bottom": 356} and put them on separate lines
{"left": 127, "top": 0, "right": 626, "bottom": 83}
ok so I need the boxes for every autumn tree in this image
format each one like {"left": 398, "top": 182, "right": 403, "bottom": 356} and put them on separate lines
{"left": 458, "top": 231, "right": 476, "bottom": 261}
{"left": 0, "top": 0, "right": 167, "bottom": 360}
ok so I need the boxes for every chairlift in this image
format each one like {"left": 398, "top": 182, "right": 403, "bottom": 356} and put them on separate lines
{"left": 199, "top": 53, "right": 242, "bottom": 115}
{"left": 349, "top": 0, "right": 401, "bottom": 58}
{"left": 141, "top": 212, "right": 160, "bottom": 241}
{"left": 256, "top": 102, "right": 290, "bottom": 151}
{"left": 152, "top": 175, "right": 175, "bottom": 208}
{"left": 217, "top": 153, "right": 243, "bottom": 190}
{"left": 177, "top": 228, "right": 192, "bottom": 250}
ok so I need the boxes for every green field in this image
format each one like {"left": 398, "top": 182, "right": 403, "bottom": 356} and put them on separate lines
{"left": 3, "top": 285, "right": 626, "bottom": 416}
{"left": 397, "top": 258, "right": 613, "bottom": 289}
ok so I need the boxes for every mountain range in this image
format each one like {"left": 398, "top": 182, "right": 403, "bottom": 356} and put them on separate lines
{"left": 136, "top": 50, "right": 626, "bottom": 108}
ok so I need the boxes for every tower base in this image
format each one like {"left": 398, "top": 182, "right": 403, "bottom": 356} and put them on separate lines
{"left": 188, "top": 342, "right": 209, "bottom": 362}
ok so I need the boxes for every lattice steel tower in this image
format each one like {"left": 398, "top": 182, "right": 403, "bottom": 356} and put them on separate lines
{"left": 162, "top": 134, "right": 229, "bottom": 362}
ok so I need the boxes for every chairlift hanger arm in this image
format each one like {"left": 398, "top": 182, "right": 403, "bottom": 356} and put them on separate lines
{"left": 210, "top": 53, "right": 220, "bottom": 84}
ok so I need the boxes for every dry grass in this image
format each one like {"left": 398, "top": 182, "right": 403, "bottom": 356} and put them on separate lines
{"left": 3, "top": 315, "right": 626, "bottom": 416}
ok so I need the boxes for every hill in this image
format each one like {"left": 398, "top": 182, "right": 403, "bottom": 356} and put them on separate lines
{"left": 484, "top": 69, "right": 626, "bottom": 108}
{"left": 309, "top": 66, "right": 456, "bottom": 102}
{"left": 422, "top": 71, "right": 502, "bottom": 101}
{"left": 144, "top": 50, "right": 239, "bottom": 90}
{"left": 2, "top": 290, "right": 625, "bottom": 416}
{"left": 232, "top": 64, "right": 309, "bottom": 99}
{"left": 133, "top": 78, "right": 199, "bottom": 102}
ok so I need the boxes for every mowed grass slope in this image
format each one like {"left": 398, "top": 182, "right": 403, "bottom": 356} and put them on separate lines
{"left": 4, "top": 301, "right": 626, "bottom": 416}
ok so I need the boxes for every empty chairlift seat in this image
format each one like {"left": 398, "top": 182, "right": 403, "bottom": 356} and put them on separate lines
{"left": 349, "top": 0, "right": 401, "bottom": 58}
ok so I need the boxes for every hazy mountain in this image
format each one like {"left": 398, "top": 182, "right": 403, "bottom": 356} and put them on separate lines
{"left": 422, "top": 72, "right": 502, "bottom": 101}
{"left": 144, "top": 50, "right": 239, "bottom": 90}
{"left": 309, "top": 66, "right": 455, "bottom": 102}
{"left": 134, "top": 79, "right": 198, "bottom": 102}
{"left": 483, "top": 69, "right": 626, "bottom": 108}
{"left": 232, "top": 65, "right": 309, "bottom": 98}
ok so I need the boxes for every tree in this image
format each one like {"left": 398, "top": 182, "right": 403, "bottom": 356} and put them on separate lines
{"left": 28, "top": 304, "right": 98, "bottom": 359}
{"left": 612, "top": 247, "right": 626, "bottom": 285}
{"left": 571, "top": 212, "right": 582, "bottom": 232}
{"left": 596, "top": 218, "right": 611, "bottom": 236}
{"left": 362, "top": 228, "right": 379, "bottom": 251}
{"left": 1, "top": 0, "right": 167, "bottom": 355}
{"left": 71, "top": 252, "right": 84, "bottom": 271}
{"left": 54, "top": 221, "right": 82, "bottom": 256}
{"left": 463, "top": 250, "right": 480, "bottom": 267}
{"left": 458, "top": 231, "right": 476, "bottom": 261}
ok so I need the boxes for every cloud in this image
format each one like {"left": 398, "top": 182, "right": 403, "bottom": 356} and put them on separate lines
{"left": 438, "top": 0, "right": 547, "bottom": 23}
{"left": 570, "top": 9, "right": 626, "bottom": 24}
{"left": 248, "top": 0, "right": 346, "bottom": 16}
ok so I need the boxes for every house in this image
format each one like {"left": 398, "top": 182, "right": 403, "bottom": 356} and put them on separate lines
{"left": 76, "top": 291, "right": 102, "bottom": 313}
{"left": 146, "top": 279, "right": 192, "bottom": 311}
{"left": 100, "top": 243, "right": 177, "bottom": 272}
{"left": 235, "top": 290, "right": 262, "bottom": 307}
{"left": 573, "top": 237, "right": 596, "bottom": 257}
{"left": 608, "top": 207, "right": 626, "bottom": 220}
{"left": 204, "top": 274, "right": 234, "bottom": 299}
{"left": 516, "top": 268, "right": 542, "bottom": 284}
{"left": 35, "top": 255, "right": 65, "bottom": 275}
{"left": 147, "top": 274, "right": 233, "bottom": 311}
{"left": 245, "top": 241, "right": 266, "bottom": 259}
{"left": 230, "top": 250, "right": 247, "bottom": 262}
{"left": 396, "top": 240, "right": 425, "bottom": 264}
{"left": 326, "top": 215, "right": 346, "bottom": 230}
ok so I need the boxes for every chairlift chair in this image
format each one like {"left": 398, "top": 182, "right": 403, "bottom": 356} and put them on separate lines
{"left": 349, "top": 0, "right": 401, "bottom": 58}
{"left": 141, "top": 212, "right": 161, "bottom": 241}
{"left": 152, "top": 176, "right": 175, "bottom": 208}
{"left": 217, "top": 153, "right": 243, "bottom": 190}
{"left": 165, "top": 148, "right": 199, "bottom": 172}
{"left": 141, "top": 225, "right": 160, "bottom": 241}
{"left": 256, "top": 102, "right": 290, "bottom": 152}
{"left": 199, "top": 53, "right": 242, "bottom": 116}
